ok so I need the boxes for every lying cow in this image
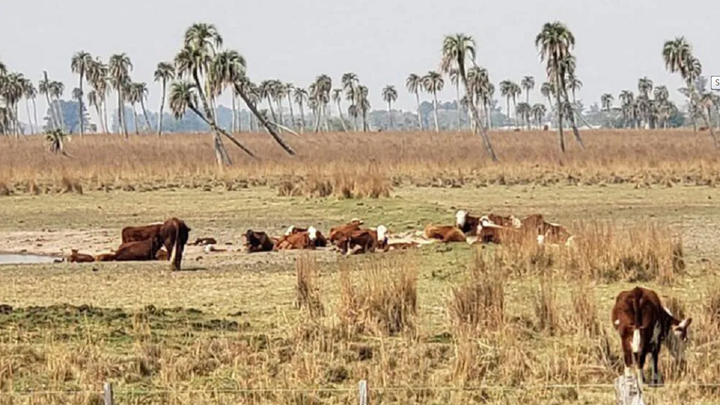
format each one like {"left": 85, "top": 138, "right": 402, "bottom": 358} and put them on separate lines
{"left": 611, "top": 286, "right": 692, "bottom": 385}
{"left": 95, "top": 237, "right": 164, "bottom": 262}
{"left": 244, "top": 229, "right": 276, "bottom": 253}
{"left": 537, "top": 221, "right": 573, "bottom": 246}
{"left": 329, "top": 219, "right": 365, "bottom": 243}
{"left": 284, "top": 225, "right": 328, "bottom": 247}
{"left": 276, "top": 226, "right": 319, "bottom": 250}
{"left": 121, "top": 222, "right": 163, "bottom": 244}
{"left": 424, "top": 224, "right": 466, "bottom": 243}
{"left": 339, "top": 225, "right": 389, "bottom": 255}
{"left": 66, "top": 249, "right": 95, "bottom": 263}
{"left": 456, "top": 210, "right": 480, "bottom": 235}
{"left": 475, "top": 217, "right": 510, "bottom": 244}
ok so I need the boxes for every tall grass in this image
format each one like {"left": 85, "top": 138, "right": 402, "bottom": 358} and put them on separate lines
{"left": 3, "top": 130, "right": 720, "bottom": 197}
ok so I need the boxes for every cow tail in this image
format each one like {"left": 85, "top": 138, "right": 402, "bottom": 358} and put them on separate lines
{"left": 631, "top": 294, "right": 642, "bottom": 354}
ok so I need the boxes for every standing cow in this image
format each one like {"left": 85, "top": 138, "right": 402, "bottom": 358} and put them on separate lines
{"left": 611, "top": 286, "right": 692, "bottom": 385}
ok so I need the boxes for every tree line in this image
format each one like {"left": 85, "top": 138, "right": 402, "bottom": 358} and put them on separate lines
{"left": 1, "top": 22, "right": 719, "bottom": 163}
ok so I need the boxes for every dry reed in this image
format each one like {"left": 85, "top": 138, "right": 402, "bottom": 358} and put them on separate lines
{"left": 3, "top": 130, "right": 720, "bottom": 197}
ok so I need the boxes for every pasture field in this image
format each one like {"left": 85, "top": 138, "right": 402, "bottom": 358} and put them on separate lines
{"left": 0, "top": 130, "right": 720, "bottom": 404}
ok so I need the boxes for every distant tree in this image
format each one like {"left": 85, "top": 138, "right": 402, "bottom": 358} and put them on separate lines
{"left": 422, "top": 71, "right": 443, "bottom": 133}
{"left": 516, "top": 102, "right": 531, "bottom": 129}
{"left": 293, "top": 87, "right": 308, "bottom": 133}
{"left": 532, "top": 103, "right": 547, "bottom": 127}
{"left": 70, "top": 51, "right": 92, "bottom": 136}
{"left": 38, "top": 73, "right": 58, "bottom": 130}
{"left": 341, "top": 73, "right": 359, "bottom": 131}
{"left": 154, "top": 62, "right": 175, "bottom": 136}
{"left": 566, "top": 75, "right": 582, "bottom": 103}
{"left": 521, "top": 75, "right": 535, "bottom": 104}
{"left": 21, "top": 77, "right": 38, "bottom": 134}
{"left": 87, "top": 57, "right": 110, "bottom": 133}
{"left": 601, "top": 93, "right": 614, "bottom": 112}
{"left": 46, "top": 128, "right": 68, "bottom": 156}
{"left": 663, "top": 36, "right": 716, "bottom": 144}
{"left": 49, "top": 80, "right": 66, "bottom": 132}
{"left": 285, "top": 83, "right": 296, "bottom": 132}
{"left": 406, "top": 73, "right": 423, "bottom": 130}
{"left": 499, "top": 80, "right": 514, "bottom": 126}
{"left": 332, "top": 88, "right": 349, "bottom": 132}
{"left": 381, "top": 85, "right": 398, "bottom": 130}
{"left": 108, "top": 53, "right": 132, "bottom": 138}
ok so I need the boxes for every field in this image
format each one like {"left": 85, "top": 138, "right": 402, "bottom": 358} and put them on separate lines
{"left": 1, "top": 130, "right": 720, "bottom": 404}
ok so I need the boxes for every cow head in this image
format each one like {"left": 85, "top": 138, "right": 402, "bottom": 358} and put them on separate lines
{"left": 377, "top": 225, "right": 388, "bottom": 243}
{"left": 307, "top": 226, "right": 318, "bottom": 241}
{"left": 455, "top": 210, "right": 468, "bottom": 228}
{"left": 285, "top": 225, "right": 295, "bottom": 236}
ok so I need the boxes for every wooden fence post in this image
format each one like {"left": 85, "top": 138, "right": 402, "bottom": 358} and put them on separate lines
{"left": 103, "top": 382, "right": 114, "bottom": 405}
{"left": 358, "top": 379, "right": 368, "bottom": 405}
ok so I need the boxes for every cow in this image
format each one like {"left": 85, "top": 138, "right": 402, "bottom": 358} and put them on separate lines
{"left": 475, "top": 218, "right": 508, "bottom": 244}
{"left": 486, "top": 214, "right": 521, "bottom": 229}
{"left": 244, "top": 229, "right": 276, "bottom": 253}
{"left": 66, "top": 249, "right": 95, "bottom": 263}
{"left": 611, "top": 286, "right": 692, "bottom": 386}
{"left": 329, "top": 219, "right": 365, "bottom": 243}
{"left": 283, "top": 225, "right": 327, "bottom": 247}
{"left": 455, "top": 210, "right": 480, "bottom": 235}
{"left": 121, "top": 222, "right": 163, "bottom": 244}
{"left": 537, "top": 221, "right": 573, "bottom": 246}
{"left": 276, "top": 226, "right": 319, "bottom": 250}
{"left": 339, "top": 225, "right": 388, "bottom": 255}
{"left": 423, "top": 224, "right": 467, "bottom": 243}
{"left": 96, "top": 237, "right": 164, "bottom": 262}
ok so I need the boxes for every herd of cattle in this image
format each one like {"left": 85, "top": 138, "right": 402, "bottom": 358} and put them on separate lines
{"left": 59, "top": 212, "right": 694, "bottom": 388}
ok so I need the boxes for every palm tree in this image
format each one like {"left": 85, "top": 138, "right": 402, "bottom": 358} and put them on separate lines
{"left": 521, "top": 76, "right": 535, "bottom": 104}
{"left": 332, "top": 88, "right": 348, "bottom": 132}
{"left": 87, "top": 58, "right": 110, "bottom": 133}
{"left": 531, "top": 103, "right": 547, "bottom": 127}
{"left": 49, "top": 80, "right": 66, "bottom": 133}
{"left": 381, "top": 85, "right": 398, "bottom": 130}
{"left": 653, "top": 85, "right": 669, "bottom": 102}
{"left": 663, "top": 37, "right": 716, "bottom": 144}
{"left": 45, "top": 128, "right": 68, "bottom": 156}
{"left": 342, "top": 73, "right": 359, "bottom": 131}
{"left": 108, "top": 53, "right": 133, "bottom": 138}
{"left": 566, "top": 75, "right": 582, "bottom": 103}
{"left": 540, "top": 81, "right": 554, "bottom": 110}
{"left": 134, "top": 82, "right": 152, "bottom": 132}
{"left": 510, "top": 82, "right": 522, "bottom": 127}
{"left": 467, "top": 66, "right": 491, "bottom": 130}
{"left": 211, "top": 50, "right": 247, "bottom": 133}
{"left": 38, "top": 73, "right": 58, "bottom": 130}
{"left": 285, "top": 83, "right": 296, "bottom": 131}
{"left": 422, "top": 71, "right": 443, "bottom": 133}
{"left": 87, "top": 90, "right": 102, "bottom": 132}
{"left": 21, "top": 78, "right": 38, "bottom": 134}
{"left": 619, "top": 90, "right": 635, "bottom": 128}
{"left": 536, "top": 21, "right": 584, "bottom": 152}
{"left": 516, "top": 102, "right": 531, "bottom": 129}
{"left": 259, "top": 80, "right": 277, "bottom": 123}
{"left": 154, "top": 62, "right": 175, "bottom": 136}
{"left": 638, "top": 77, "right": 653, "bottom": 98}
{"left": 356, "top": 85, "right": 371, "bottom": 132}
{"left": 601, "top": 93, "right": 614, "bottom": 112}
{"left": 406, "top": 73, "right": 423, "bottom": 130}
{"left": 499, "top": 80, "right": 514, "bottom": 127}
{"left": 293, "top": 87, "right": 308, "bottom": 133}
{"left": 311, "top": 75, "right": 332, "bottom": 132}
{"left": 1, "top": 72, "right": 23, "bottom": 136}
{"left": 441, "top": 33, "right": 497, "bottom": 160}
{"left": 71, "top": 51, "right": 92, "bottom": 137}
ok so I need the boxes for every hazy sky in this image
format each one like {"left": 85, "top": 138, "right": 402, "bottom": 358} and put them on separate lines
{"left": 1, "top": 0, "right": 717, "bottom": 124}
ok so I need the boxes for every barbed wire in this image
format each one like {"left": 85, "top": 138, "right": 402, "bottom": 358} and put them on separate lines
{"left": 2, "top": 382, "right": 720, "bottom": 396}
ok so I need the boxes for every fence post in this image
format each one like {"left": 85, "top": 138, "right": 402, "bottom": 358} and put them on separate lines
{"left": 358, "top": 379, "right": 368, "bottom": 405}
{"left": 103, "top": 382, "right": 114, "bottom": 405}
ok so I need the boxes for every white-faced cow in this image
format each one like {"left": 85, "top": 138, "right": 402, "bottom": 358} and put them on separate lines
{"left": 611, "top": 286, "right": 692, "bottom": 386}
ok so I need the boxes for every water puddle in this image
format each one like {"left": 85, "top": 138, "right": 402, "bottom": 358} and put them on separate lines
{"left": 0, "top": 254, "right": 60, "bottom": 265}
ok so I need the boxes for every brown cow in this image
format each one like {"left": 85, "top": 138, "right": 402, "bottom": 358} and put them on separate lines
{"left": 339, "top": 225, "right": 388, "bottom": 255}
{"left": 424, "top": 224, "right": 467, "bottom": 243}
{"left": 611, "top": 286, "right": 692, "bottom": 385}
{"left": 66, "top": 249, "right": 95, "bottom": 263}
{"left": 475, "top": 220, "right": 509, "bottom": 244}
{"left": 283, "top": 225, "right": 327, "bottom": 247}
{"left": 537, "top": 221, "right": 573, "bottom": 245}
{"left": 485, "top": 214, "right": 521, "bottom": 229}
{"left": 160, "top": 218, "right": 191, "bottom": 271}
{"left": 276, "top": 226, "right": 319, "bottom": 250}
{"left": 244, "top": 229, "right": 276, "bottom": 253}
{"left": 121, "top": 223, "right": 163, "bottom": 244}
{"left": 97, "top": 237, "right": 164, "bottom": 262}
{"left": 329, "top": 219, "right": 365, "bottom": 243}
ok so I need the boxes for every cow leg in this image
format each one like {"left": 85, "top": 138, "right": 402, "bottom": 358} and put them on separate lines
{"left": 621, "top": 339, "right": 634, "bottom": 377}
{"left": 650, "top": 348, "right": 662, "bottom": 385}
{"left": 637, "top": 350, "right": 649, "bottom": 384}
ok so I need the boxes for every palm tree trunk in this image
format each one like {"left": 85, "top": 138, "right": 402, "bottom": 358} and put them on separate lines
{"left": 432, "top": 92, "right": 440, "bottom": 132}
{"left": 55, "top": 98, "right": 66, "bottom": 132}
{"left": 233, "top": 82, "right": 295, "bottom": 155}
{"left": 455, "top": 82, "right": 461, "bottom": 130}
{"left": 336, "top": 101, "right": 348, "bottom": 132}
{"left": 287, "top": 94, "right": 296, "bottom": 130}
{"left": 25, "top": 99, "right": 35, "bottom": 134}
{"left": 387, "top": 101, "right": 393, "bottom": 130}
{"left": 157, "top": 82, "right": 166, "bottom": 136}
{"left": 132, "top": 105, "right": 140, "bottom": 135}
{"left": 94, "top": 104, "right": 104, "bottom": 133}
{"left": 313, "top": 106, "right": 321, "bottom": 133}
{"left": 267, "top": 98, "right": 277, "bottom": 122}
{"left": 560, "top": 82, "right": 584, "bottom": 150}
{"left": 505, "top": 98, "right": 511, "bottom": 128}
{"left": 119, "top": 92, "right": 129, "bottom": 139}
{"left": 191, "top": 71, "right": 231, "bottom": 166}
{"left": 31, "top": 98, "right": 39, "bottom": 132}
{"left": 459, "top": 68, "right": 497, "bottom": 162}
{"left": 298, "top": 101, "right": 305, "bottom": 133}
{"left": 276, "top": 99, "right": 284, "bottom": 128}
{"left": 44, "top": 93, "right": 58, "bottom": 130}
{"left": 231, "top": 94, "right": 237, "bottom": 133}
{"left": 78, "top": 71, "right": 85, "bottom": 137}
{"left": 415, "top": 91, "right": 423, "bottom": 131}
{"left": 140, "top": 99, "right": 152, "bottom": 133}
{"left": 553, "top": 64, "right": 565, "bottom": 153}
{"left": 512, "top": 99, "right": 518, "bottom": 128}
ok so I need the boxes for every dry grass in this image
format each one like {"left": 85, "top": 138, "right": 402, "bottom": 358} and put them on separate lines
{"left": 295, "top": 253, "right": 325, "bottom": 318}
{"left": 3, "top": 130, "right": 720, "bottom": 198}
